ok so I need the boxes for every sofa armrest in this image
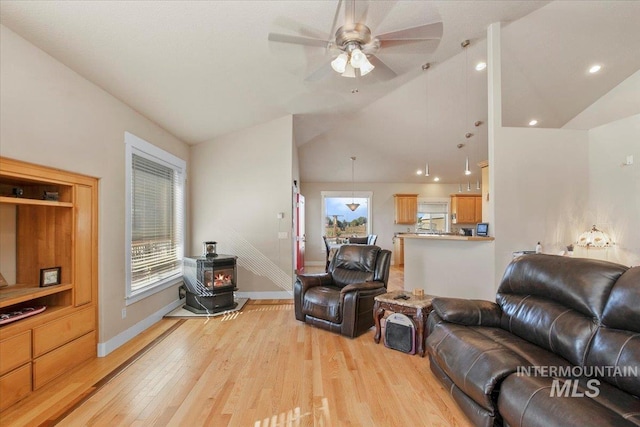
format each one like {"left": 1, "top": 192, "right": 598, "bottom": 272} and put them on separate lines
{"left": 431, "top": 297, "right": 502, "bottom": 327}
{"left": 340, "top": 281, "right": 385, "bottom": 294}
{"left": 295, "top": 273, "right": 333, "bottom": 294}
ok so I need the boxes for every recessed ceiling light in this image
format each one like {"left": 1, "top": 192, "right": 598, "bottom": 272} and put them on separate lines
{"left": 529, "top": 119, "right": 538, "bottom": 126}
{"left": 589, "top": 64, "right": 602, "bottom": 74}
{"left": 416, "top": 170, "right": 423, "bottom": 175}
{"left": 475, "top": 62, "right": 487, "bottom": 71}
{"left": 434, "top": 177, "right": 440, "bottom": 182}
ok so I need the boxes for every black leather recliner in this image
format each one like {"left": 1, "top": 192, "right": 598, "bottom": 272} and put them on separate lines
{"left": 294, "top": 245, "right": 391, "bottom": 338}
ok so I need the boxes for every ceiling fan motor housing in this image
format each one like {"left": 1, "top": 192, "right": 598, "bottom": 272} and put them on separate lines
{"left": 335, "top": 23, "right": 373, "bottom": 49}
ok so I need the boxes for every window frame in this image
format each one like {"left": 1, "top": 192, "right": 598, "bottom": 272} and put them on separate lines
{"left": 124, "top": 132, "right": 186, "bottom": 305}
{"left": 320, "top": 190, "right": 373, "bottom": 245}
{"left": 416, "top": 197, "right": 450, "bottom": 233}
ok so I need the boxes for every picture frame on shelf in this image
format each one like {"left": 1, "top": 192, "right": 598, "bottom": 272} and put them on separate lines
{"left": 40, "top": 267, "right": 61, "bottom": 287}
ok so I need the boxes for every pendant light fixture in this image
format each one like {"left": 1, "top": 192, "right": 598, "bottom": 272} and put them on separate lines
{"left": 423, "top": 62, "right": 431, "bottom": 180}
{"left": 462, "top": 39, "right": 472, "bottom": 177}
{"left": 346, "top": 156, "right": 360, "bottom": 211}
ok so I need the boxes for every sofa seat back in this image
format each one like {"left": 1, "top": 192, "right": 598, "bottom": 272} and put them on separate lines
{"left": 328, "top": 245, "right": 379, "bottom": 287}
{"left": 496, "top": 255, "right": 628, "bottom": 367}
{"left": 586, "top": 266, "right": 640, "bottom": 397}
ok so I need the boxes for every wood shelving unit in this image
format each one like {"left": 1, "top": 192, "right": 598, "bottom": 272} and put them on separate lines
{"left": 0, "top": 157, "right": 98, "bottom": 411}
{"left": 0, "top": 284, "right": 73, "bottom": 309}
{"left": 0, "top": 196, "right": 73, "bottom": 208}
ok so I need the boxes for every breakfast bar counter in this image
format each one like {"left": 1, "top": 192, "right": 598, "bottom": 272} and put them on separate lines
{"left": 400, "top": 234, "right": 494, "bottom": 242}
{"left": 403, "top": 234, "right": 496, "bottom": 300}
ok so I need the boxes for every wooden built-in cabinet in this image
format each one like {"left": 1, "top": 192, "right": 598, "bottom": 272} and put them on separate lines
{"left": 0, "top": 157, "right": 98, "bottom": 411}
{"left": 393, "top": 194, "right": 418, "bottom": 225}
{"left": 393, "top": 236, "right": 405, "bottom": 266}
{"left": 450, "top": 194, "right": 482, "bottom": 224}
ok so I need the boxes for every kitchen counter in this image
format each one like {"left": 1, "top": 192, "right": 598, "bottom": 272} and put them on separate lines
{"left": 399, "top": 233, "right": 494, "bottom": 242}
{"left": 403, "top": 234, "right": 496, "bottom": 300}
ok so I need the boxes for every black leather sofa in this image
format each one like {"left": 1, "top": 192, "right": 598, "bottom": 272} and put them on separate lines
{"left": 426, "top": 254, "right": 640, "bottom": 427}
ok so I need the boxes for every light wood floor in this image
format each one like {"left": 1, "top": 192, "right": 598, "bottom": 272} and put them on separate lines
{"left": 0, "top": 266, "right": 471, "bottom": 426}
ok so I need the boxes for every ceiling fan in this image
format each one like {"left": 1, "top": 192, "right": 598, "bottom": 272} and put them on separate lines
{"left": 268, "top": 0, "right": 443, "bottom": 81}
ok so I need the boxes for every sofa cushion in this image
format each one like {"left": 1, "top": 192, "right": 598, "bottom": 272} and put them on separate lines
{"left": 302, "top": 286, "right": 341, "bottom": 323}
{"left": 496, "top": 254, "right": 628, "bottom": 366}
{"left": 497, "top": 294, "right": 599, "bottom": 367}
{"left": 601, "top": 266, "right": 640, "bottom": 332}
{"left": 498, "top": 255, "right": 628, "bottom": 319}
{"left": 329, "top": 245, "right": 378, "bottom": 287}
{"left": 498, "top": 373, "right": 640, "bottom": 427}
{"left": 427, "top": 321, "right": 571, "bottom": 413}
{"left": 584, "top": 266, "right": 640, "bottom": 397}
{"left": 429, "top": 356, "right": 496, "bottom": 427}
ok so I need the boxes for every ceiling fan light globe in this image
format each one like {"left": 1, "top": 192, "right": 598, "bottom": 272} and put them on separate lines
{"left": 331, "top": 53, "right": 348, "bottom": 73}
{"left": 350, "top": 48, "right": 365, "bottom": 68}
{"left": 342, "top": 64, "right": 356, "bottom": 78}
{"left": 359, "top": 57, "right": 375, "bottom": 76}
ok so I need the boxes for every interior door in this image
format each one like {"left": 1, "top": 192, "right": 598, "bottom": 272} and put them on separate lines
{"left": 295, "top": 193, "right": 305, "bottom": 274}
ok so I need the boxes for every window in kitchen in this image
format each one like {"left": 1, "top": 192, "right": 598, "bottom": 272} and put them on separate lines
{"left": 321, "top": 191, "right": 372, "bottom": 242}
{"left": 417, "top": 200, "right": 449, "bottom": 233}
{"left": 125, "top": 132, "right": 186, "bottom": 304}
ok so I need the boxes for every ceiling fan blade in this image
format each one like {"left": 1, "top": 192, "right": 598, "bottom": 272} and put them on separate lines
{"left": 305, "top": 62, "right": 335, "bottom": 82}
{"left": 268, "top": 33, "right": 329, "bottom": 48}
{"left": 378, "top": 38, "right": 440, "bottom": 54}
{"left": 328, "top": 0, "right": 343, "bottom": 39}
{"left": 344, "top": 0, "right": 355, "bottom": 25}
{"left": 376, "top": 22, "right": 443, "bottom": 41}
{"left": 368, "top": 55, "right": 397, "bottom": 80}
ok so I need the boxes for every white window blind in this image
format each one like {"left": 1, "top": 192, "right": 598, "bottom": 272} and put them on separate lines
{"left": 125, "top": 132, "right": 185, "bottom": 302}
{"left": 417, "top": 200, "right": 449, "bottom": 232}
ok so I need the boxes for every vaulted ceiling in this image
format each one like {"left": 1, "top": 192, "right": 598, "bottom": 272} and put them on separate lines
{"left": 1, "top": 1, "right": 639, "bottom": 184}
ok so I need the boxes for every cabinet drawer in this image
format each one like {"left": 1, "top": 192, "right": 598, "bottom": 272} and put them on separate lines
{"left": 0, "top": 363, "right": 32, "bottom": 411}
{"left": 33, "top": 330, "right": 95, "bottom": 390}
{"left": 33, "top": 307, "right": 94, "bottom": 357}
{"left": 0, "top": 331, "right": 31, "bottom": 376}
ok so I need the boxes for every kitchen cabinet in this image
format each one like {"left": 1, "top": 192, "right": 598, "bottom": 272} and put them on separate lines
{"left": 394, "top": 194, "right": 418, "bottom": 225}
{"left": 451, "top": 194, "right": 482, "bottom": 224}
{"left": 393, "top": 236, "right": 404, "bottom": 266}
{"left": 0, "top": 157, "right": 98, "bottom": 410}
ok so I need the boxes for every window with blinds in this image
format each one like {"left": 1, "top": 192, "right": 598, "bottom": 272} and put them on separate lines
{"left": 417, "top": 201, "right": 449, "bottom": 233}
{"left": 125, "top": 132, "right": 186, "bottom": 302}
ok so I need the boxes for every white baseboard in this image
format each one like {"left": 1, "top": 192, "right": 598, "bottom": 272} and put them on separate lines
{"left": 97, "top": 298, "right": 183, "bottom": 357}
{"left": 236, "top": 291, "right": 293, "bottom": 299}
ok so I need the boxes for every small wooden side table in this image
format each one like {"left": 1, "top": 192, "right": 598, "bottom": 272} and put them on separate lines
{"left": 373, "top": 291, "right": 435, "bottom": 357}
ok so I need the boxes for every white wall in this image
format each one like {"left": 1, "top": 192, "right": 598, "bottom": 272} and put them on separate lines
{"left": 301, "top": 181, "right": 478, "bottom": 264}
{"left": 190, "top": 115, "right": 295, "bottom": 295}
{"left": 0, "top": 25, "right": 190, "bottom": 347}
{"left": 490, "top": 22, "right": 640, "bottom": 286}
{"left": 490, "top": 22, "right": 592, "bottom": 286}
{"left": 586, "top": 114, "right": 640, "bottom": 266}
{"left": 493, "top": 127, "right": 590, "bottom": 279}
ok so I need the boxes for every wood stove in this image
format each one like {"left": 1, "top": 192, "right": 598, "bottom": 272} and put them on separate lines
{"left": 182, "top": 254, "right": 238, "bottom": 314}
